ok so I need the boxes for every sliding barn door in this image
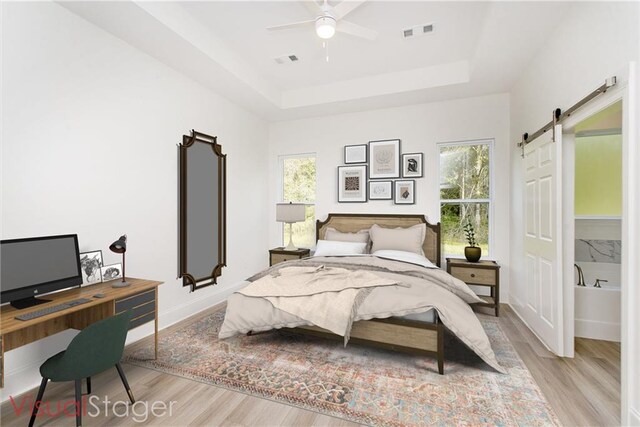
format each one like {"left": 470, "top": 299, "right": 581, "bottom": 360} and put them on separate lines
{"left": 522, "top": 125, "right": 564, "bottom": 355}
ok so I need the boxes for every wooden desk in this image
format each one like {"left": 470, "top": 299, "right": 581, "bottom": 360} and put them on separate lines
{"left": 0, "top": 277, "right": 163, "bottom": 388}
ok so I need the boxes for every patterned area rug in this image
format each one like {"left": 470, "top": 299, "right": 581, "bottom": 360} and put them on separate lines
{"left": 125, "top": 305, "right": 559, "bottom": 426}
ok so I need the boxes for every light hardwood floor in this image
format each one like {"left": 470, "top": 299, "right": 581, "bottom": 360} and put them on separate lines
{"left": 496, "top": 306, "right": 620, "bottom": 426}
{"left": 1, "top": 304, "right": 620, "bottom": 426}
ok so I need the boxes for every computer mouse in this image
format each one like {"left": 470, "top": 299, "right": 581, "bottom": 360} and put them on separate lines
{"left": 93, "top": 293, "right": 106, "bottom": 298}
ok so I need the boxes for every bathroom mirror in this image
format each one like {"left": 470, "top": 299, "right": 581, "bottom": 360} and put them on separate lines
{"left": 179, "top": 130, "right": 226, "bottom": 291}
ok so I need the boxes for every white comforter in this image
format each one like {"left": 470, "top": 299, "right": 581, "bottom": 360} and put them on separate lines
{"left": 219, "top": 256, "right": 505, "bottom": 373}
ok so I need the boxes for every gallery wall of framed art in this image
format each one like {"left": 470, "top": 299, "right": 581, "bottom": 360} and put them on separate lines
{"left": 337, "top": 138, "right": 422, "bottom": 205}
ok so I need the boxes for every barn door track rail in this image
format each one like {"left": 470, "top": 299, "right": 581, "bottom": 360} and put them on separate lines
{"left": 518, "top": 77, "right": 617, "bottom": 156}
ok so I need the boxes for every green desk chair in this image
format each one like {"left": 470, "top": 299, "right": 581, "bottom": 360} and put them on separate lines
{"left": 28, "top": 310, "right": 135, "bottom": 427}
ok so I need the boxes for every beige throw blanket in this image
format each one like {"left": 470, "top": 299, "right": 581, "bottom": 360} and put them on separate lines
{"left": 238, "top": 265, "right": 405, "bottom": 341}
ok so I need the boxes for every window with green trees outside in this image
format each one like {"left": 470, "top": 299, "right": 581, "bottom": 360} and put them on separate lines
{"left": 280, "top": 154, "right": 316, "bottom": 249}
{"left": 439, "top": 141, "right": 492, "bottom": 256}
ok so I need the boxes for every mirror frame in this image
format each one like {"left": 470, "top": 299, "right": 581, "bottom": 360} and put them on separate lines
{"left": 178, "top": 130, "right": 227, "bottom": 291}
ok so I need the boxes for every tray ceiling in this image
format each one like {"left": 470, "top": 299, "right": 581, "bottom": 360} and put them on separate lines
{"left": 61, "top": 1, "right": 572, "bottom": 120}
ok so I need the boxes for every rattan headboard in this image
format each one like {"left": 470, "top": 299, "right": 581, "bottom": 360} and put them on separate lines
{"left": 316, "top": 213, "right": 442, "bottom": 267}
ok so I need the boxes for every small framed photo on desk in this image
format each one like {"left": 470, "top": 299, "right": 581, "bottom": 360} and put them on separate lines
{"left": 101, "top": 263, "right": 123, "bottom": 281}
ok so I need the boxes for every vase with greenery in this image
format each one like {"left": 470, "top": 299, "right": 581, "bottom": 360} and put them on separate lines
{"left": 463, "top": 220, "right": 482, "bottom": 262}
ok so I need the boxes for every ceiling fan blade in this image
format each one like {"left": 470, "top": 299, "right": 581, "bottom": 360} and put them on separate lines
{"left": 301, "top": 0, "right": 322, "bottom": 16}
{"left": 267, "top": 19, "right": 316, "bottom": 32}
{"left": 337, "top": 20, "right": 378, "bottom": 40}
{"left": 333, "top": 0, "right": 367, "bottom": 20}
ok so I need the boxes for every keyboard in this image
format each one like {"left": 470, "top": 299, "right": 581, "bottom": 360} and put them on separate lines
{"left": 14, "top": 298, "right": 92, "bottom": 321}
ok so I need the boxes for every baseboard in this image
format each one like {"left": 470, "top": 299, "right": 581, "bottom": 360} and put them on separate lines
{"left": 0, "top": 329, "right": 79, "bottom": 402}
{"left": 160, "top": 280, "right": 247, "bottom": 330}
{"left": 1, "top": 280, "right": 247, "bottom": 403}
{"left": 506, "top": 302, "right": 553, "bottom": 353}
{"left": 630, "top": 407, "right": 640, "bottom": 426}
{"left": 125, "top": 280, "right": 247, "bottom": 344}
{"left": 574, "top": 318, "right": 620, "bottom": 342}
{"left": 0, "top": 355, "right": 51, "bottom": 402}
{"left": 509, "top": 296, "right": 523, "bottom": 312}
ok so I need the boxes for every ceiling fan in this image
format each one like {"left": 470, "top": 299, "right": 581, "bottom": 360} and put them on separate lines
{"left": 267, "top": 0, "right": 378, "bottom": 41}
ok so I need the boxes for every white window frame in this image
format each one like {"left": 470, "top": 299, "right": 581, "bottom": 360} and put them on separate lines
{"left": 277, "top": 153, "right": 317, "bottom": 246}
{"left": 437, "top": 139, "right": 494, "bottom": 258}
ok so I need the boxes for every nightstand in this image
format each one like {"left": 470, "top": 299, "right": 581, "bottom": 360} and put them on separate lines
{"left": 269, "top": 247, "right": 310, "bottom": 266}
{"left": 446, "top": 258, "right": 500, "bottom": 316}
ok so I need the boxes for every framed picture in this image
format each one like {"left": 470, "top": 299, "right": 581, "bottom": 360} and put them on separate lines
{"left": 344, "top": 144, "right": 367, "bottom": 164}
{"left": 79, "top": 250, "right": 103, "bottom": 285}
{"left": 369, "top": 139, "right": 401, "bottom": 179}
{"left": 338, "top": 165, "right": 367, "bottom": 203}
{"left": 101, "top": 263, "right": 123, "bottom": 281}
{"left": 369, "top": 180, "right": 393, "bottom": 200}
{"left": 402, "top": 153, "right": 423, "bottom": 178}
{"left": 394, "top": 180, "right": 416, "bottom": 204}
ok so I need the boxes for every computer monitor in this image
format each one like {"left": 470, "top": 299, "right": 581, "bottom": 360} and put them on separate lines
{"left": 1, "top": 234, "right": 82, "bottom": 309}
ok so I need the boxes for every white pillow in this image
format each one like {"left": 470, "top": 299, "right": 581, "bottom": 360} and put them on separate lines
{"left": 372, "top": 250, "right": 438, "bottom": 269}
{"left": 369, "top": 223, "right": 426, "bottom": 255}
{"left": 313, "top": 240, "right": 368, "bottom": 257}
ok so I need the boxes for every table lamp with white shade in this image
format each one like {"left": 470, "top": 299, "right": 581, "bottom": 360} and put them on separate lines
{"left": 276, "top": 202, "right": 306, "bottom": 251}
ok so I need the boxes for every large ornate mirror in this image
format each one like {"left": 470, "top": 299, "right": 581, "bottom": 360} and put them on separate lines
{"left": 179, "top": 130, "right": 226, "bottom": 291}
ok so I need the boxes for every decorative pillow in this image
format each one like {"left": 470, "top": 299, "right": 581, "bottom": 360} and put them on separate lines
{"left": 324, "top": 227, "right": 370, "bottom": 243}
{"left": 369, "top": 223, "right": 426, "bottom": 255}
{"left": 372, "top": 250, "right": 437, "bottom": 269}
{"left": 313, "top": 240, "right": 368, "bottom": 257}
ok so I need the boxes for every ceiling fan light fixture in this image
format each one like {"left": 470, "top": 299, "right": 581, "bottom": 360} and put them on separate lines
{"left": 315, "top": 16, "right": 336, "bottom": 39}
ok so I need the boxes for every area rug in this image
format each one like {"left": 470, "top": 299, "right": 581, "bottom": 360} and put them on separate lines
{"left": 124, "top": 305, "right": 560, "bottom": 426}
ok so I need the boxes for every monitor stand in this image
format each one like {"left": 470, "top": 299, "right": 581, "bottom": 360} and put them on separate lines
{"left": 11, "top": 296, "right": 52, "bottom": 310}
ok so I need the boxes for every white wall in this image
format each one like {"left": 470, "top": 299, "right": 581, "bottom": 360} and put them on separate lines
{"left": 629, "top": 57, "right": 640, "bottom": 427}
{"left": 268, "top": 93, "right": 511, "bottom": 294}
{"left": 508, "top": 2, "right": 639, "bottom": 423}
{"left": 1, "top": 2, "right": 269, "bottom": 399}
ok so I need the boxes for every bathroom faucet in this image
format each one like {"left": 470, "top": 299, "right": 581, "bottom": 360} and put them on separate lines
{"left": 574, "top": 264, "right": 586, "bottom": 286}
{"left": 594, "top": 279, "right": 608, "bottom": 288}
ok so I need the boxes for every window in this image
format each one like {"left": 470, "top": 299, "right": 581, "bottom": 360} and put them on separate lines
{"left": 439, "top": 140, "right": 492, "bottom": 256}
{"left": 280, "top": 154, "right": 316, "bottom": 249}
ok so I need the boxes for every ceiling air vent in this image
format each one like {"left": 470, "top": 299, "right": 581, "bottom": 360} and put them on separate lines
{"left": 403, "top": 22, "right": 435, "bottom": 39}
{"left": 274, "top": 54, "right": 299, "bottom": 64}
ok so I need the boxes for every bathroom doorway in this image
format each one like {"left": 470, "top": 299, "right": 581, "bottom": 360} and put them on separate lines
{"left": 560, "top": 98, "right": 624, "bottom": 424}
{"left": 573, "top": 101, "right": 622, "bottom": 344}
{"left": 557, "top": 66, "right": 639, "bottom": 427}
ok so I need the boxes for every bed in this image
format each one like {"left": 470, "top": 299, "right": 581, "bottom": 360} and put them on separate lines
{"left": 219, "top": 213, "right": 504, "bottom": 375}
{"left": 296, "top": 213, "right": 444, "bottom": 373}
